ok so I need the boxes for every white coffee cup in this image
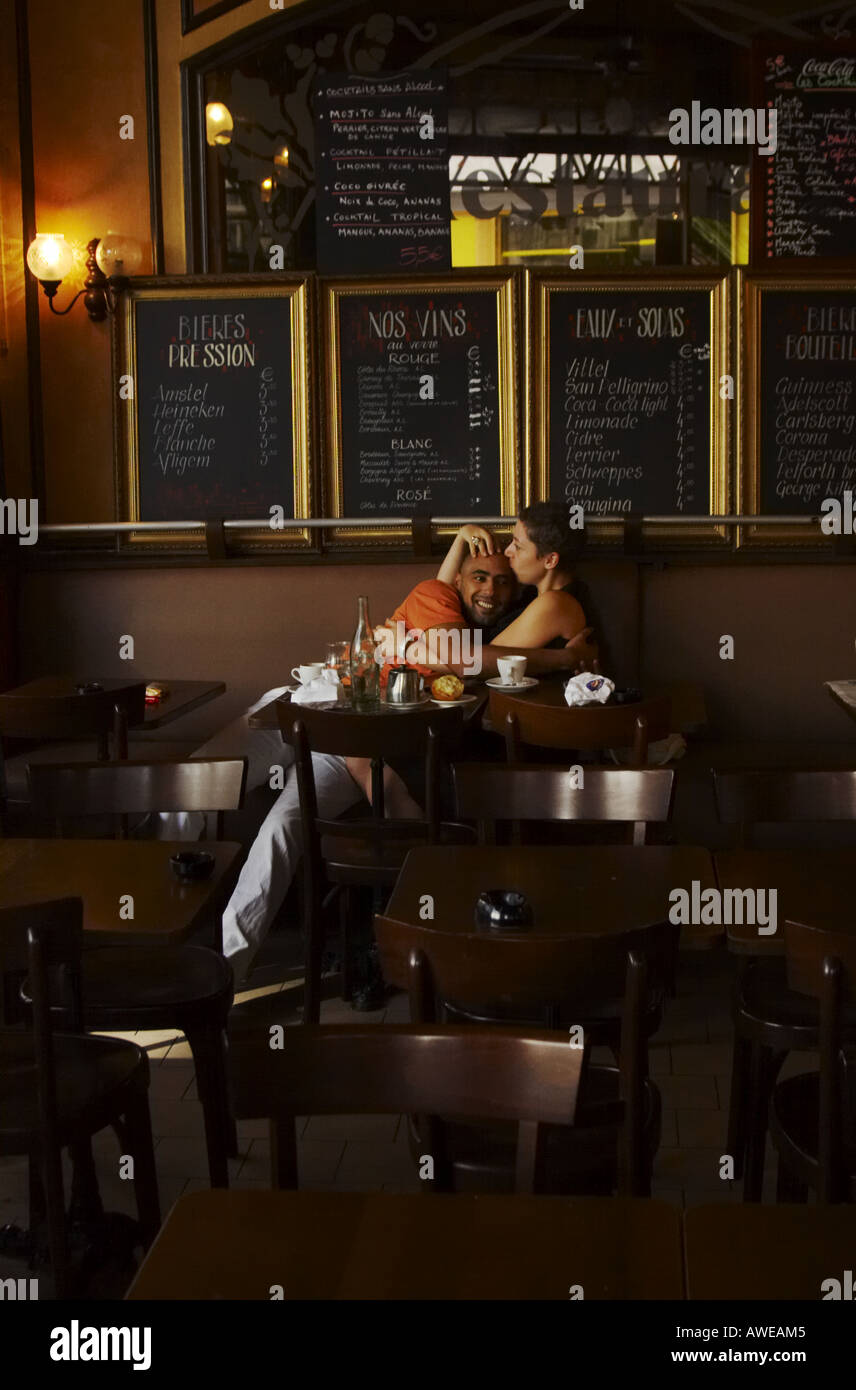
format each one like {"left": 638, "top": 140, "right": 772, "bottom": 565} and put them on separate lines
{"left": 497, "top": 655, "right": 527, "bottom": 686}
{"left": 291, "top": 663, "right": 324, "bottom": 685}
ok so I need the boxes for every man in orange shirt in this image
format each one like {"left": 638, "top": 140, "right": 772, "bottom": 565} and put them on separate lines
{"left": 379, "top": 543, "right": 594, "bottom": 679}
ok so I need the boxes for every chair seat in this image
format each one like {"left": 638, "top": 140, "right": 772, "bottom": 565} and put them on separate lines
{"left": 409, "top": 1069, "right": 660, "bottom": 1194}
{"left": 20, "top": 947, "right": 233, "bottom": 1030}
{"left": 322, "top": 823, "right": 475, "bottom": 883}
{"left": 738, "top": 959, "right": 856, "bottom": 1034}
{"left": 82, "top": 946, "right": 233, "bottom": 1023}
{"left": 0, "top": 1030, "right": 146, "bottom": 1147}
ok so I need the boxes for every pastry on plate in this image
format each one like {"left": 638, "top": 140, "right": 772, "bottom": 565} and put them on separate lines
{"left": 430, "top": 674, "right": 465, "bottom": 702}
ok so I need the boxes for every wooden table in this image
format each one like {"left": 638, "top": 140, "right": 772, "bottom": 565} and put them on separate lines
{"left": 140, "top": 680, "right": 226, "bottom": 729}
{"left": 480, "top": 680, "right": 702, "bottom": 739}
{"left": 685, "top": 1202, "right": 856, "bottom": 1299}
{"left": 248, "top": 687, "right": 487, "bottom": 730}
{"left": 382, "top": 844, "right": 721, "bottom": 948}
{"left": 826, "top": 680, "right": 856, "bottom": 725}
{"left": 714, "top": 848, "right": 855, "bottom": 955}
{"left": 0, "top": 676, "right": 225, "bottom": 731}
{"left": 0, "top": 838, "right": 241, "bottom": 946}
{"left": 127, "top": 1190, "right": 682, "bottom": 1300}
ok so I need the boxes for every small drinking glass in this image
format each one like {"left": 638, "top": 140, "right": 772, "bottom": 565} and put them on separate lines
{"left": 326, "top": 641, "right": 351, "bottom": 703}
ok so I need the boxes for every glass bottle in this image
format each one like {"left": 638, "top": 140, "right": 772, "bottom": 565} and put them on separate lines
{"left": 350, "top": 595, "right": 380, "bottom": 712}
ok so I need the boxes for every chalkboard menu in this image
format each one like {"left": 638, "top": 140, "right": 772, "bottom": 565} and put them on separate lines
{"left": 114, "top": 279, "right": 311, "bottom": 543}
{"left": 529, "top": 275, "right": 730, "bottom": 539}
{"left": 322, "top": 276, "right": 518, "bottom": 541}
{"left": 753, "top": 42, "right": 856, "bottom": 261}
{"left": 314, "top": 72, "right": 450, "bottom": 274}
{"left": 744, "top": 277, "right": 856, "bottom": 539}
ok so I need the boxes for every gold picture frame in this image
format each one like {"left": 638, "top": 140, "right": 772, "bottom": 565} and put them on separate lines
{"left": 320, "top": 272, "right": 520, "bottom": 548}
{"left": 526, "top": 270, "right": 732, "bottom": 546}
{"left": 738, "top": 269, "right": 856, "bottom": 548}
{"left": 113, "top": 275, "right": 313, "bottom": 553}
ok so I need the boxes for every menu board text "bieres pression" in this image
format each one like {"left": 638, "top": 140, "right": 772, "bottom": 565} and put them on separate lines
{"left": 167, "top": 314, "right": 257, "bottom": 369}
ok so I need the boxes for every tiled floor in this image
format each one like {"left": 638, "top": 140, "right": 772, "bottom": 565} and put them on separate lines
{"left": 0, "top": 939, "right": 817, "bottom": 1293}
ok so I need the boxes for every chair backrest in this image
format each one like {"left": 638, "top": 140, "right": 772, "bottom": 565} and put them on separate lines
{"left": 713, "top": 769, "right": 856, "bottom": 847}
{"left": 27, "top": 757, "right": 248, "bottom": 839}
{"left": 489, "top": 690, "right": 671, "bottom": 766}
{"left": 0, "top": 684, "right": 146, "bottom": 750}
{"left": 229, "top": 1022, "right": 583, "bottom": 1193}
{"left": 371, "top": 933, "right": 667, "bottom": 1197}
{"left": 0, "top": 898, "right": 85, "bottom": 1296}
{"left": 784, "top": 918, "right": 856, "bottom": 1202}
{"left": 452, "top": 764, "right": 675, "bottom": 846}
{"left": 374, "top": 913, "right": 678, "bottom": 1021}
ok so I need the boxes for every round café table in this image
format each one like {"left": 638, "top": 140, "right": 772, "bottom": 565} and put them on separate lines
{"left": 483, "top": 678, "right": 672, "bottom": 763}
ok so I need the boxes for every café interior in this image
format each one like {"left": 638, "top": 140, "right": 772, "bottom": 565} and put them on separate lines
{"left": 1, "top": 0, "right": 856, "bottom": 1311}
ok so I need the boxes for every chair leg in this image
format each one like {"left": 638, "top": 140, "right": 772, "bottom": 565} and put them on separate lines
{"left": 727, "top": 1033, "right": 752, "bottom": 1181}
{"left": 743, "top": 1046, "right": 785, "bottom": 1202}
{"left": 776, "top": 1155, "right": 809, "bottom": 1205}
{"left": 340, "top": 888, "right": 354, "bottom": 1002}
{"left": 38, "top": 1148, "right": 70, "bottom": 1300}
{"left": 122, "top": 1090, "right": 161, "bottom": 1247}
{"left": 185, "top": 1023, "right": 232, "bottom": 1188}
{"left": 68, "top": 1139, "right": 104, "bottom": 1225}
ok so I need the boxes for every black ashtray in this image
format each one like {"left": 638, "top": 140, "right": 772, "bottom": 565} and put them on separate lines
{"left": 169, "top": 851, "right": 215, "bottom": 883}
{"left": 611, "top": 687, "right": 642, "bottom": 706}
{"left": 75, "top": 682, "right": 103, "bottom": 695}
{"left": 474, "top": 889, "right": 533, "bottom": 933}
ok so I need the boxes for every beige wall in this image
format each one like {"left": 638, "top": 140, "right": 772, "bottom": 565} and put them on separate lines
{"left": 16, "top": 559, "right": 856, "bottom": 746}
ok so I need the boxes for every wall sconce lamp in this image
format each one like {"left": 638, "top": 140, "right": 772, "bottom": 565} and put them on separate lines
{"left": 26, "top": 232, "right": 141, "bottom": 321}
{"left": 206, "top": 102, "right": 234, "bottom": 146}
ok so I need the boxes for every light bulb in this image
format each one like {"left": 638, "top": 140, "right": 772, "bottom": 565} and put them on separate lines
{"left": 274, "top": 146, "right": 289, "bottom": 168}
{"left": 26, "top": 233, "right": 74, "bottom": 282}
{"left": 205, "top": 101, "right": 234, "bottom": 146}
{"left": 95, "top": 232, "right": 142, "bottom": 277}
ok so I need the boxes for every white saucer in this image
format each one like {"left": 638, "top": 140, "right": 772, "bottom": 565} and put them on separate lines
{"left": 485, "top": 676, "right": 539, "bottom": 691}
{"left": 429, "top": 694, "right": 479, "bottom": 706}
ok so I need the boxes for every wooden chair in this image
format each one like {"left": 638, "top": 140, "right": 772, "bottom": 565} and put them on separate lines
{"left": 489, "top": 689, "right": 672, "bottom": 767}
{"left": 769, "top": 919, "right": 856, "bottom": 1204}
{"left": 0, "top": 899, "right": 160, "bottom": 1298}
{"left": 0, "top": 683, "right": 146, "bottom": 829}
{"left": 26, "top": 758, "right": 249, "bottom": 1188}
{"left": 713, "top": 768, "right": 856, "bottom": 1201}
{"left": 374, "top": 918, "right": 678, "bottom": 1195}
{"left": 452, "top": 763, "right": 675, "bottom": 847}
{"left": 229, "top": 1023, "right": 583, "bottom": 1194}
{"left": 27, "top": 756, "right": 248, "bottom": 840}
{"left": 276, "top": 702, "right": 474, "bottom": 1022}
{"left": 714, "top": 768, "right": 856, "bottom": 849}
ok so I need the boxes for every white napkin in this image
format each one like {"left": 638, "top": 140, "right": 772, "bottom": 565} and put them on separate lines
{"left": 291, "top": 670, "right": 341, "bottom": 705}
{"left": 564, "top": 671, "right": 615, "bottom": 707}
{"left": 245, "top": 684, "right": 293, "bottom": 717}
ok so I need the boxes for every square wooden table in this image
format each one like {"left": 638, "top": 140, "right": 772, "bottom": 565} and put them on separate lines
{"left": 140, "top": 680, "right": 226, "bottom": 729}
{"left": 127, "top": 1189, "right": 683, "bottom": 1300}
{"left": 381, "top": 844, "right": 721, "bottom": 948}
{"left": 685, "top": 1202, "right": 856, "bottom": 1299}
{"left": 714, "top": 848, "right": 855, "bottom": 955}
{"left": 0, "top": 676, "right": 226, "bottom": 732}
{"left": 0, "top": 838, "right": 241, "bottom": 947}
